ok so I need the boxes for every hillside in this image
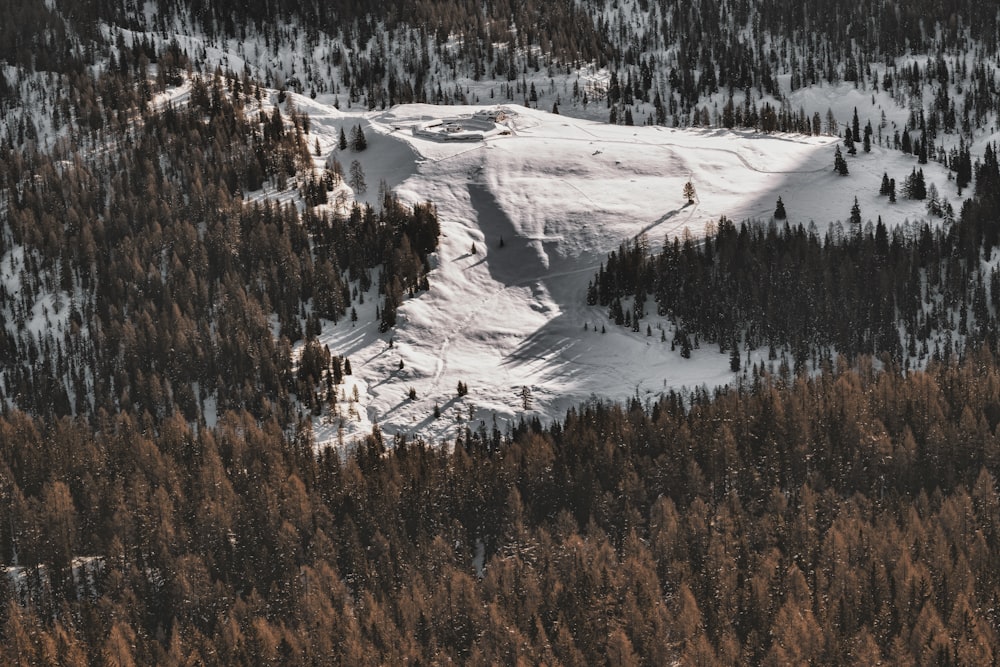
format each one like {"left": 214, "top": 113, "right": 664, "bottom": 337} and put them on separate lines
{"left": 289, "top": 97, "right": 964, "bottom": 444}
{"left": 7, "top": 0, "right": 1000, "bottom": 664}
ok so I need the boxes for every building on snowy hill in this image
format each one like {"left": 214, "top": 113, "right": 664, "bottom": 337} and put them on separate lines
{"left": 473, "top": 108, "right": 509, "bottom": 123}
{"left": 413, "top": 111, "right": 511, "bottom": 142}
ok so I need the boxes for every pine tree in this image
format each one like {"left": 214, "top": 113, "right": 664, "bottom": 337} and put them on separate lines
{"left": 844, "top": 127, "right": 857, "bottom": 155}
{"left": 880, "top": 172, "right": 891, "bottom": 196}
{"left": 926, "top": 183, "right": 941, "bottom": 216}
{"left": 774, "top": 196, "right": 787, "bottom": 219}
{"left": 350, "top": 124, "right": 367, "bottom": 151}
{"left": 834, "top": 145, "right": 849, "bottom": 175}
{"left": 849, "top": 197, "right": 862, "bottom": 225}
{"left": 906, "top": 168, "right": 926, "bottom": 200}
{"left": 338, "top": 127, "right": 348, "bottom": 150}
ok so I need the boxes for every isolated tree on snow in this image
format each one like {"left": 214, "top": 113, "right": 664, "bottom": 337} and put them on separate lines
{"left": 350, "top": 124, "right": 367, "bottom": 151}
{"left": 520, "top": 385, "right": 533, "bottom": 411}
{"left": 683, "top": 180, "right": 696, "bottom": 204}
{"left": 879, "top": 172, "right": 891, "bottom": 196}
{"left": 850, "top": 197, "right": 862, "bottom": 226}
{"left": 774, "top": 196, "right": 787, "bottom": 220}
{"left": 834, "top": 145, "right": 849, "bottom": 175}
{"left": 338, "top": 127, "right": 347, "bottom": 150}
{"left": 888, "top": 178, "right": 897, "bottom": 203}
{"left": 844, "top": 127, "right": 857, "bottom": 155}
{"left": 349, "top": 160, "right": 367, "bottom": 194}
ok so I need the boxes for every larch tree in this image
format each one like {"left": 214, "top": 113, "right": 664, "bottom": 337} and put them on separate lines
{"left": 349, "top": 160, "right": 367, "bottom": 194}
{"left": 683, "top": 180, "right": 696, "bottom": 204}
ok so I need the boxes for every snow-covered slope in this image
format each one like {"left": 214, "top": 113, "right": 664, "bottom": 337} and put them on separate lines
{"left": 299, "top": 98, "right": 963, "bottom": 447}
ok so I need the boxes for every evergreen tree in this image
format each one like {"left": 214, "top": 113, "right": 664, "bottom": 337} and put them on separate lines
{"left": 350, "top": 124, "right": 367, "bottom": 151}
{"left": 850, "top": 197, "right": 862, "bottom": 226}
{"left": 834, "top": 145, "right": 849, "bottom": 175}
{"left": 338, "top": 127, "right": 348, "bottom": 150}
{"left": 906, "top": 168, "right": 926, "bottom": 199}
{"left": 926, "top": 183, "right": 941, "bottom": 216}
{"left": 880, "top": 172, "right": 891, "bottom": 196}
{"left": 844, "top": 127, "right": 857, "bottom": 155}
{"left": 774, "top": 196, "right": 787, "bottom": 219}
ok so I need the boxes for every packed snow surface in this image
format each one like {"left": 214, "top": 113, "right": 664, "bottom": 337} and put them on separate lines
{"left": 299, "top": 99, "right": 961, "bottom": 448}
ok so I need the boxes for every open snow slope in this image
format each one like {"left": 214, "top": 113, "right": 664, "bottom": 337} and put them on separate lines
{"left": 299, "top": 98, "right": 963, "bottom": 447}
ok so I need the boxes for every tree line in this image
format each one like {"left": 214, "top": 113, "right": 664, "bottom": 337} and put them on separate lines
{"left": 0, "top": 67, "right": 438, "bottom": 426}
{"left": 590, "top": 142, "right": 1000, "bottom": 370}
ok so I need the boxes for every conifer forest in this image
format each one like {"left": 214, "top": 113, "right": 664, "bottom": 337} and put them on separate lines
{"left": 5, "top": 0, "right": 1000, "bottom": 663}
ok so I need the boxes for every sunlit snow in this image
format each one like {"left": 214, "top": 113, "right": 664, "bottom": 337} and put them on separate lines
{"left": 288, "top": 96, "right": 962, "bottom": 448}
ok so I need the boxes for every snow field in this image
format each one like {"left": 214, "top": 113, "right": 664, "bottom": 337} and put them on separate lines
{"left": 290, "top": 98, "right": 964, "bottom": 448}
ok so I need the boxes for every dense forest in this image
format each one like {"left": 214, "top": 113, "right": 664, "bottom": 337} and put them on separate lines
{"left": 5, "top": 351, "right": 1000, "bottom": 663}
{"left": 0, "top": 62, "right": 438, "bottom": 425}
{"left": 7, "top": 0, "right": 1000, "bottom": 136}
{"left": 6, "top": 0, "right": 1000, "bottom": 663}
